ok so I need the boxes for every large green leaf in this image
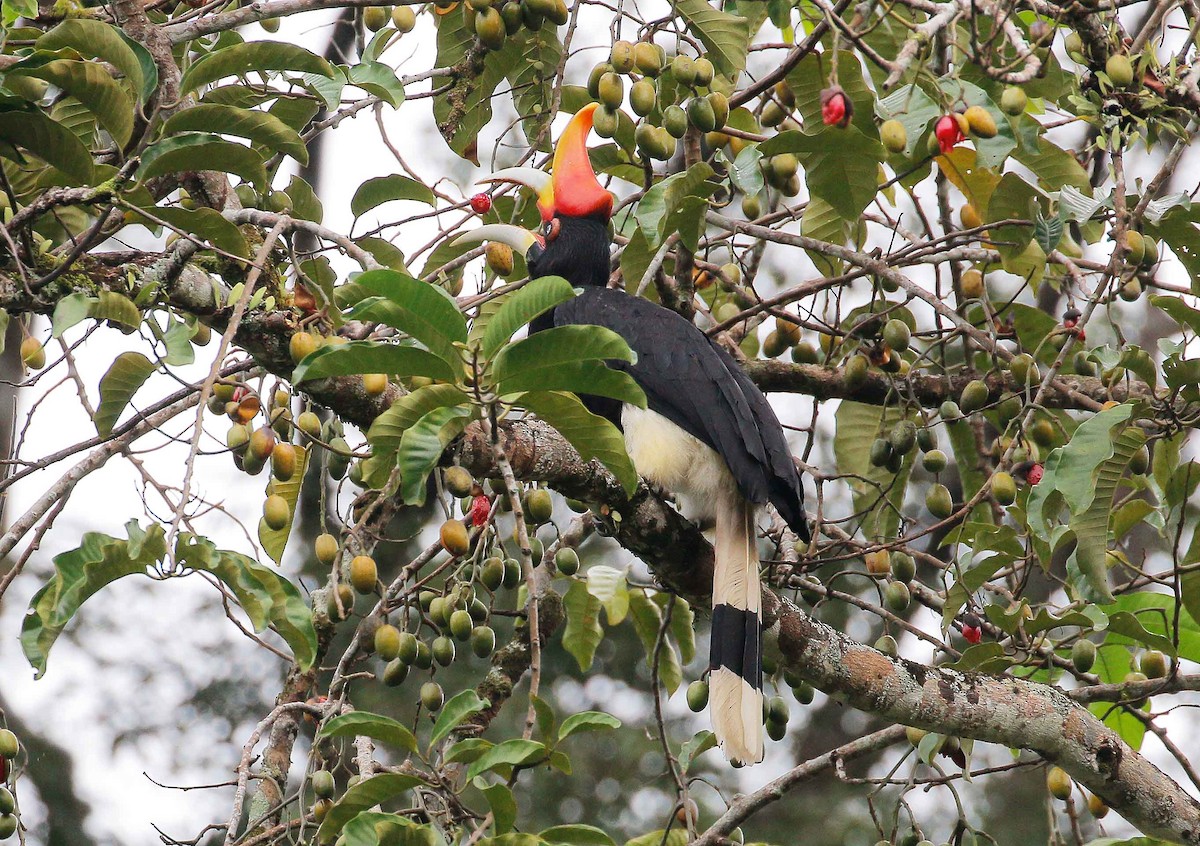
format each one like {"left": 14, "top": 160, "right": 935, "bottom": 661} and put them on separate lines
{"left": 875, "top": 84, "right": 941, "bottom": 158}
{"left": 175, "top": 533, "right": 317, "bottom": 669}
{"left": 258, "top": 445, "right": 310, "bottom": 565}
{"left": 21, "top": 521, "right": 168, "bottom": 677}
{"left": 398, "top": 405, "right": 473, "bottom": 505}
{"left": 636, "top": 162, "right": 717, "bottom": 246}
{"left": 345, "top": 269, "right": 468, "bottom": 367}
{"left": 94, "top": 352, "right": 155, "bottom": 437}
{"left": 367, "top": 383, "right": 471, "bottom": 458}
{"left": 985, "top": 172, "right": 1039, "bottom": 262}
{"left": 799, "top": 194, "right": 856, "bottom": 275}
{"left": 142, "top": 206, "right": 250, "bottom": 258}
{"left": 1145, "top": 206, "right": 1200, "bottom": 294}
{"left": 317, "top": 711, "right": 418, "bottom": 752}
{"left": 292, "top": 341, "right": 457, "bottom": 385}
{"left": 627, "top": 588, "right": 682, "bottom": 695}
{"left": 317, "top": 774, "right": 425, "bottom": 841}
{"left": 37, "top": 19, "right": 155, "bottom": 103}
{"left": 557, "top": 711, "right": 620, "bottom": 741}
{"left": 563, "top": 579, "right": 603, "bottom": 671}
{"left": 139, "top": 132, "right": 267, "bottom": 187}
{"left": 465, "top": 739, "right": 546, "bottom": 780}
{"left": 8, "top": 58, "right": 133, "bottom": 145}
{"left": 162, "top": 104, "right": 308, "bottom": 164}
{"left": 1087, "top": 645, "right": 1147, "bottom": 751}
{"left": 479, "top": 276, "right": 576, "bottom": 359}
{"left": 787, "top": 50, "right": 877, "bottom": 140}
{"left": 89, "top": 290, "right": 141, "bottom": 331}
{"left": 0, "top": 107, "right": 94, "bottom": 184}
{"left": 1013, "top": 137, "right": 1090, "bottom": 192}
{"left": 493, "top": 325, "right": 645, "bottom": 406}
{"left": 759, "top": 127, "right": 884, "bottom": 221}
{"left": 507, "top": 27, "right": 562, "bottom": 149}
{"left": 430, "top": 690, "right": 491, "bottom": 745}
{"left": 516, "top": 391, "right": 639, "bottom": 496}
{"left": 351, "top": 174, "right": 437, "bottom": 218}
{"left": 180, "top": 41, "right": 335, "bottom": 93}
{"left": 834, "top": 401, "right": 915, "bottom": 541}
{"left": 347, "top": 61, "right": 407, "bottom": 108}
{"left": 672, "top": 0, "right": 749, "bottom": 76}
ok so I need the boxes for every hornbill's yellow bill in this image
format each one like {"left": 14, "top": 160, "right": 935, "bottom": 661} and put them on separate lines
{"left": 456, "top": 103, "right": 811, "bottom": 767}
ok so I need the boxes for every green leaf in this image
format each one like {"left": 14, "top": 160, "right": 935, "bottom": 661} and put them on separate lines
{"left": 351, "top": 175, "right": 436, "bottom": 218}
{"left": 563, "top": 579, "right": 604, "bottom": 671}
{"left": 367, "top": 383, "right": 471, "bottom": 460}
{"left": 478, "top": 781, "right": 518, "bottom": 835}
{"left": 668, "top": 597, "right": 695, "bottom": 664}
{"left": 541, "top": 826, "right": 615, "bottom": 846}
{"left": 787, "top": 49, "right": 877, "bottom": 140}
{"left": 181, "top": 41, "right": 335, "bottom": 94}
{"left": 21, "top": 521, "right": 167, "bottom": 677}
{"left": 95, "top": 352, "right": 155, "bottom": 437}
{"left": 430, "top": 690, "right": 490, "bottom": 745}
{"left": 480, "top": 276, "right": 576, "bottom": 360}
{"left": 145, "top": 206, "right": 250, "bottom": 258}
{"left": 292, "top": 341, "right": 457, "bottom": 385}
{"left": 516, "top": 392, "right": 640, "bottom": 496}
{"left": 284, "top": 174, "right": 323, "bottom": 224}
{"left": 986, "top": 171, "right": 1039, "bottom": 259}
{"left": 258, "top": 445, "right": 310, "bottom": 565}
{"left": 139, "top": 132, "right": 267, "bottom": 187}
{"left": 318, "top": 711, "right": 419, "bottom": 752}
{"left": 934, "top": 147, "right": 1002, "bottom": 217}
{"left": 1087, "top": 645, "right": 1147, "bottom": 750}
{"left": 493, "top": 326, "right": 645, "bottom": 407}
{"left": 627, "top": 588, "right": 682, "bottom": 694}
{"left": 160, "top": 318, "right": 196, "bottom": 366}
{"left": 465, "top": 739, "right": 546, "bottom": 780}
{"left": 37, "top": 19, "right": 154, "bottom": 104}
{"left": 557, "top": 711, "right": 620, "bottom": 742}
{"left": 175, "top": 534, "right": 317, "bottom": 669}
{"left": 720, "top": 144, "right": 764, "bottom": 196}
{"left": 799, "top": 194, "right": 854, "bottom": 275}
{"left": 398, "top": 406, "right": 473, "bottom": 505}
{"left": 1145, "top": 207, "right": 1200, "bottom": 294}
{"left": 348, "top": 61, "right": 407, "bottom": 108}
{"left": 317, "top": 774, "right": 425, "bottom": 841}
{"left": 507, "top": 28, "right": 562, "bottom": 149}
{"left": 624, "top": 831, "right": 687, "bottom": 846}
{"left": 834, "top": 401, "right": 915, "bottom": 541}
{"left": 346, "top": 269, "right": 468, "bottom": 367}
{"left": 1013, "top": 137, "right": 1090, "bottom": 191}
{"left": 585, "top": 564, "right": 629, "bottom": 625}
{"left": 0, "top": 107, "right": 94, "bottom": 184}
{"left": 1152, "top": 294, "right": 1200, "bottom": 336}
{"left": 162, "top": 104, "right": 308, "bottom": 164}
{"left": 875, "top": 84, "right": 941, "bottom": 158}
{"left": 934, "top": 77, "right": 1016, "bottom": 169}
{"left": 89, "top": 290, "right": 141, "bottom": 330}
{"left": 637, "top": 162, "right": 717, "bottom": 246}
{"left": 759, "top": 127, "right": 884, "bottom": 221}
{"left": 8, "top": 58, "right": 133, "bottom": 146}
{"left": 678, "top": 731, "right": 716, "bottom": 772}
{"left": 672, "top": 0, "right": 750, "bottom": 76}
{"left": 52, "top": 292, "right": 96, "bottom": 337}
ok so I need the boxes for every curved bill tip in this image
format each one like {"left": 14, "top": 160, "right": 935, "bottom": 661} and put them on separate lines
{"left": 451, "top": 223, "right": 540, "bottom": 257}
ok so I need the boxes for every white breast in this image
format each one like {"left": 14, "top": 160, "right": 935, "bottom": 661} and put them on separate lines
{"left": 621, "top": 404, "right": 736, "bottom": 522}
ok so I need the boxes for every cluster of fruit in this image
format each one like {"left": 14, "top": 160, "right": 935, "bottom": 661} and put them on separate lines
{"left": 587, "top": 41, "right": 729, "bottom": 161}
{"left": 864, "top": 548, "right": 918, "bottom": 614}
{"left": 0, "top": 730, "right": 19, "bottom": 841}
{"left": 685, "top": 664, "right": 814, "bottom": 744}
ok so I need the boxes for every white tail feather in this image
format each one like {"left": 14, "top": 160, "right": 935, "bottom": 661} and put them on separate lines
{"left": 710, "top": 491, "right": 763, "bottom": 765}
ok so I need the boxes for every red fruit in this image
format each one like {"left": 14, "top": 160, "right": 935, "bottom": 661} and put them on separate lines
{"left": 470, "top": 493, "right": 491, "bottom": 527}
{"left": 820, "top": 86, "right": 852, "bottom": 128}
{"left": 934, "top": 114, "right": 966, "bottom": 155}
{"left": 470, "top": 193, "right": 492, "bottom": 214}
{"left": 961, "top": 612, "right": 982, "bottom": 644}
{"left": 0, "top": 756, "right": 7, "bottom": 782}
{"left": 1075, "top": 328, "right": 1086, "bottom": 343}
{"left": 1028, "top": 463, "right": 1044, "bottom": 485}
{"left": 231, "top": 385, "right": 250, "bottom": 403}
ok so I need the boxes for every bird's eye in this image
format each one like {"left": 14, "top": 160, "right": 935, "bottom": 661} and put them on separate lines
{"left": 543, "top": 218, "right": 561, "bottom": 242}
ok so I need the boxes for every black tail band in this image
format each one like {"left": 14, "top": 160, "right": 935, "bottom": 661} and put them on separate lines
{"left": 710, "top": 603, "right": 762, "bottom": 689}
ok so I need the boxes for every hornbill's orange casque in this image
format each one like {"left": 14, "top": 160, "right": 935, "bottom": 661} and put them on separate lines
{"left": 457, "top": 103, "right": 810, "bottom": 765}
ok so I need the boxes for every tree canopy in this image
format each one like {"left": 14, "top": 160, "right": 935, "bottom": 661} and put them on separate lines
{"left": 1, "top": 0, "right": 1200, "bottom": 845}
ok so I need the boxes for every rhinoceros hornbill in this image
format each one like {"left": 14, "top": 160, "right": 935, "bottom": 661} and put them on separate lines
{"left": 456, "top": 103, "right": 810, "bottom": 765}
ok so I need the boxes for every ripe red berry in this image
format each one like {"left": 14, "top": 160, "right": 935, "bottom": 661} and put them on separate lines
{"left": 1028, "top": 463, "right": 1044, "bottom": 485}
{"left": 231, "top": 385, "right": 250, "bottom": 403}
{"left": 470, "top": 493, "right": 491, "bottom": 527}
{"left": 470, "top": 193, "right": 492, "bottom": 214}
{"left": 961, "top": 612, "right": 982, "bottom": 644}
{"left": 820, "top": 86, "right": 852, "bottom": 128}
{"left": 934, "top": 114, "right": 965, "bottom": 155}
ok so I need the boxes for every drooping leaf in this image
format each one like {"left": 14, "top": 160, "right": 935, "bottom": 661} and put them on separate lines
{"left": 142, "top": 206, "right": 250, "bottom": 258}
{"left": 493, "top": 325, "right": 646, "bottom": 407}
{"left": 89, "top": 290, "right": 142, "bottom": 330}
{"left": 557, "top": 711, "right": 620, "bottom": 741}
{"left": 478, "top": 781, "right": 518, "bottom": 835}
{"left": 317, "top": 774, "right": 425, "bottom": 841}
{"left": 37, "top": 19, "right": 154, "bottom": 103}
{"left": 627, "top": 588, "right": 682, "bottom": 694}
{"left": 563, "top": 579, "right": 603, "bottom": 671}
{"left": 94, "top": 352, "right": 155, "bottom": 437}
{"left": 759, "top": 127, "right": 884, "bottom": 221}
{"left": 8, "top": 58, "right": 134, "bottom": 145}
{"left": 672, "top": 0, "right": 750, "bottom": 76}
{"left": 637, "top": 162, "right": 717, "bottom": 246}
{"left": 180, "top": 41, "right": 335, "bottom": 93}
{"left": 318, "top": 711, "right": 419, "bottom": 752}
{"left": 430, "top": 690, "right": 491, "bottom": 745}
{"left": 398, "top": 405, "right": 473, "bottom": 505}
{"left": 465, "top": 739, "right": 546, "bottom": 780}
{"left": 584, "top": 565, "right": 629, "bottom": 625}
{"left": 515, "top": 392, "right": 640, "bottom": 496}
{"left": 292, "top": 341, "right": 458, "bottom": 385}
{"left": 139, "top": 132, "right": 267, "bottom": 187}
{"left": 351, "top": 175, "right": 436, "bottom": 218}
{"left": 540, "top": 826, "right": 616, "bottom": 846}
{"left": 284, "top": 174, "right": 324, "bottom": 224}
{"left": 162, "top": 104, "right": 308, "bottom": 164}
{"left": 0, "top": 107, "right": 94, "bottom": 184}
{"left": 52, "top": 292, "right": 96, "bottom": 337}
{"left": 345, "top": 269, "right": 468, "bottom": 367}
{"left": 367, "top": 383, "right": 471, "bottom": 460}
{"left": 347, "top": 61, "right": 407, "bottom": 108}
{"left": 258, "top": 445, "right": 310, "bottom": 565}
{"left": 834, "top": 401, "right": 915, "bottom": 541}
{"left": 175, "top": 533, "right": 317, "bottom": 669}
{"left": 480, "top": 276, "right": 576, "bottom": 360}
{"left": 21, "top": 521, "right": 168, "bottom": 677}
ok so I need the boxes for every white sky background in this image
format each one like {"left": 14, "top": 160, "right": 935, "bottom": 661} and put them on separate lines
{"left": 3, "top": 1, "right": 1200, "bottom": 843}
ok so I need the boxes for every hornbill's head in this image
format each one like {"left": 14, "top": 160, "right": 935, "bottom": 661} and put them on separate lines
{"left": 456, "top": 103, "right": 614, "bottom": 287}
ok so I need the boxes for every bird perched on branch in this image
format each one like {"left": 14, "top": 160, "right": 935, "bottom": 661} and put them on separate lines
{"left": 457, "top": 103, "right": 810, "bottom": 765}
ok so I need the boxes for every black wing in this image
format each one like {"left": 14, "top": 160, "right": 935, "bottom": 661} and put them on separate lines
{"left": 552, "top": 287, "right": 809, "bottom": 539}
